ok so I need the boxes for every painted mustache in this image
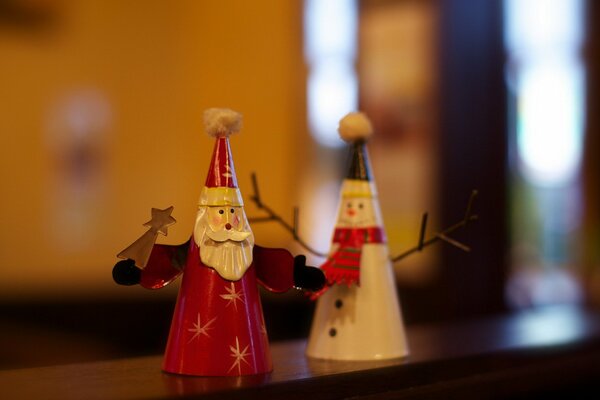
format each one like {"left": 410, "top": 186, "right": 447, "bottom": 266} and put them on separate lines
{"left": 205, "top": 227, "right": 251, "bottom": 242}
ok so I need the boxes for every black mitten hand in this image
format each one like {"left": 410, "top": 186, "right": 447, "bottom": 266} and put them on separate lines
{"left": 112, "top": 259, "right": 141, "bottom": 286}
{"left": 293, "top": 255, "right": 325, "bottom": 292}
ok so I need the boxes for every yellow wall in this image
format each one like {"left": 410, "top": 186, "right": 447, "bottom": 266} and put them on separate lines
{"left": 0, "top": 0, "right": 306, "bottom": 299}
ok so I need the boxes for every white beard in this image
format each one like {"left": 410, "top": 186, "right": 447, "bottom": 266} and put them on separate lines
{"left": 193, "top": 210, "right": 254, "bottom": 281}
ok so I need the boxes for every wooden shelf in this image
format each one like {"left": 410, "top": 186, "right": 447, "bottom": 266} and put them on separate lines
{"left": 1, "top": 304, "right": 599, "bottom": 399}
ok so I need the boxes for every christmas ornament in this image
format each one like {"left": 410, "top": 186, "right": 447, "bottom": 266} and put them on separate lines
{"left": 305, "top": 112, "right": 408, "bottom": 360}
{"left": 302, "top": 112, "right": 478, "bottom": 361}
{"left": 113, "top": 108, "right": 324, "bottom": 376}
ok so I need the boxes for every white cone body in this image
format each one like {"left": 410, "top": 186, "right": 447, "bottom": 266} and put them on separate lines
{"left": 306, "top": 197, "right": 409, "bottom": 360}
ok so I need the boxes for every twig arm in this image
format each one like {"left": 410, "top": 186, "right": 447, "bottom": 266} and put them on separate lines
{"left": 247, "top": 173, "right": 328, "bottom": 258}
{"left": 391, "top": 190, "right": 479, "bottom": 263}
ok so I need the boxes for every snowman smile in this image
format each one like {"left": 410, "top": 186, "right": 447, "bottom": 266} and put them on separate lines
{"left": 338, "top": 217, "right": 373, "bottom": 227}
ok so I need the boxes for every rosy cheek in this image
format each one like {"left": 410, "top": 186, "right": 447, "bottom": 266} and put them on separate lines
{"left": 233, "top": 215, "right": 240, "bottom": 226}
{"left": 211, "top": 216, "right": 222, "bottom": 225}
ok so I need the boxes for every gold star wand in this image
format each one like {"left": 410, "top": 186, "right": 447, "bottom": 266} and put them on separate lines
{"left": 117, "top": 206, "right": 176, "bottom": 269}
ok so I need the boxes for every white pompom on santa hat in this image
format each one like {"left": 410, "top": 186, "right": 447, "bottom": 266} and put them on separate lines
{"left": 203, "top": 108, "right": 243, "bottom": 138}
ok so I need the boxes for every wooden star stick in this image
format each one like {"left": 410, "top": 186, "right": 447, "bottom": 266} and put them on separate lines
{"left": 390, "top": 190, "right": 479, "bottom": 263}
{"left": 248, "top": 173, "right": 327, "bottom": 258}
{"left": 117, "top": 206, "right": 177, "bottom": 269}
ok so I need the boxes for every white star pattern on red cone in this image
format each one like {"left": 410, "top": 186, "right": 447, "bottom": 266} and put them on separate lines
{"left": 187, "top": 313, "right": 217, "bottom": 343}
{"left": 220, "top": 282, "right": 245, "bottom": 311}
{"left": 228, "top": 336, "right": 252, "bottom": 374}
{"left": 223, "top": 164, "right": 233, "bottom": 178}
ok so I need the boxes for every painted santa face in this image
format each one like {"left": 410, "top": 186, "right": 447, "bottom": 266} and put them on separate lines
{"left": 194, "top": 205, "right": 254, "bottom": 280}
{"left": 205, "top": 206, "right": 251, "bottom": 242}
{"left": 336, "top": 197, "right": 379, "bottom": 228}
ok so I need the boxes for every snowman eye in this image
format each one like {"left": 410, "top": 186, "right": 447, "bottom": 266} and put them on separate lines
{"left": 230, "top": 208, "right": 235, "bottom": 213}
{"left": 347, "top": 202, "right": 352, "bottom": 208}
{"left": 358, "top": 203, "right": 364, "bottom": 209}
{"left": 218, "top": 209, "right": 224, "bottom": 215}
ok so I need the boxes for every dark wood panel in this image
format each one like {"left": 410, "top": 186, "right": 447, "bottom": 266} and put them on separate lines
{"left": 1, "top": 305, "right": 599, "bottom": 399}
{"left": 437, "top": 0, "right": 508, "bottom": 321}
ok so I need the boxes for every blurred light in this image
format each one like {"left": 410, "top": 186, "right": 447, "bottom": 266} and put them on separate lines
{"left": 304, "top": 0, "right": 357, "bottom": 62}
{"left": 304, "top": 0, "right": 358, "bottom": 148}
{"left": 307, "top": 61, "right": 358, "bottom": 148}
{"left": 504, "top": 0, "right": 586, "bottom": 310}
{"left": 513, "top": 306, "right": 585, "bottom": 346}
{"left": 505, "top": 0, "right": 585, "bottom": 187}
{"left": 517, "top": 62, "right": 584, "bottom": 185}
{"left": 505, "top": 0, "right": 584, "bottom": 54}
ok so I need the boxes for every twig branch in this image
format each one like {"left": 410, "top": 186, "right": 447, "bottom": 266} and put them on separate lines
{"left": 247, "top": 173, "right": 328, "bottom": 258}
{"left": 418, "top": 213, "right": 428, "bottom": 251}
{"left": 391, "top": 190, "right": 479, "bottom": 263}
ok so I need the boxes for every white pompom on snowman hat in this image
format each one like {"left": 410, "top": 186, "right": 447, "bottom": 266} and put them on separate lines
{"left": 338, "top": 112, "right": 373, "bottom": 143}
{"left": 203, "top": 108, "right": 243, "bottom": 138}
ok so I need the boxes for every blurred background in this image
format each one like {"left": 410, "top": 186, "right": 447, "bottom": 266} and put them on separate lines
{"left": 0, "top": 0, "right": 598, "bottom": 369}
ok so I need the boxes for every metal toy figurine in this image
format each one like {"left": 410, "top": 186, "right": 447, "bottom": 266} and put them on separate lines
{"left": 249, "top": 112, "right": 477, "bottom": 361}
{"left": 305, "top": 112, "right": 478, "bottom": 361}
{"left": 305, "top": 112, "right": 408, "bottom": 360}
{"left": 112, "top": 108, "right": 324, "bottom": 376}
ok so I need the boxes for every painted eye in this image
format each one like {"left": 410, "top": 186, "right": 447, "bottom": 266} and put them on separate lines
{"left": 230, "top": 208, "right": 235, "bottom": 213}
{"left": 347, "top": 202, "right": 352, "bottom": 208}
{"left": 358, "top": 203, "right": 364, "bottom": 209}
{"left": 218, "top": 209, "right": 224, "bottom": 215}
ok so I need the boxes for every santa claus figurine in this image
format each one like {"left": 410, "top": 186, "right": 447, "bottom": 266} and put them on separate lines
{"left": 306, "top": 112, "right": 409, "bottom": 361}
{"left": 113, "top": 108, "right": 324, "bottom": 376}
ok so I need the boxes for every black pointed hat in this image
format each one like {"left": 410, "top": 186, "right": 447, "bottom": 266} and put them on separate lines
{"left": 347, "top": 140, "right": 371, "bottom": 181}
{"left": 338, "top": 112, "right": 376, "bottom": 197}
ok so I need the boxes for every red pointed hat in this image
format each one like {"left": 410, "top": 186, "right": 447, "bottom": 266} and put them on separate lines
{"left": 199, "top": 108, "right": 244, "bottom": 206}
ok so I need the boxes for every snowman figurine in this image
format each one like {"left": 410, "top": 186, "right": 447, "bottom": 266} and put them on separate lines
{"left": 306, "top": 112, "right": 409, "bottom": 361}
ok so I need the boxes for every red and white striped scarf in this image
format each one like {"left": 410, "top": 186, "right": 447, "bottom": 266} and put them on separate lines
{"left": 315, "top": 227, "right": 386, "bottom": 297}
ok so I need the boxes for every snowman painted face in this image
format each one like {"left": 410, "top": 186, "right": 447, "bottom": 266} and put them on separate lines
{"left": 336, "top": 196, "right": 378, "bottom": 228}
